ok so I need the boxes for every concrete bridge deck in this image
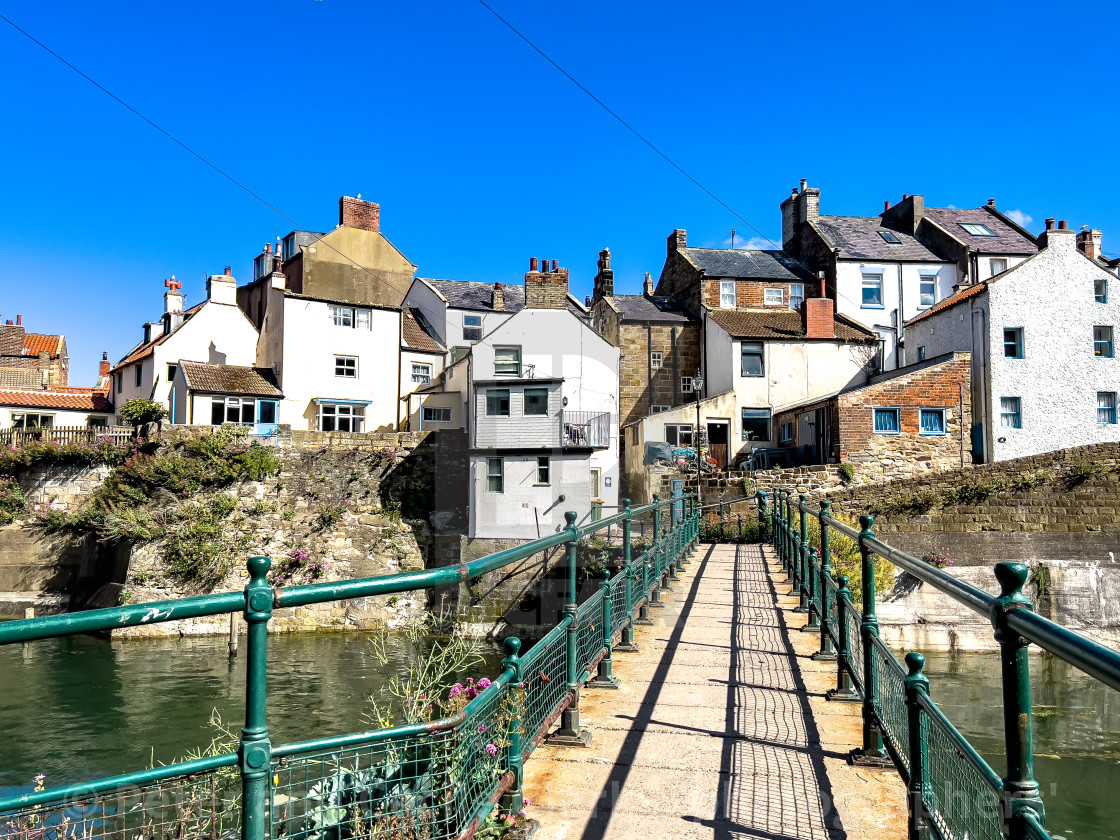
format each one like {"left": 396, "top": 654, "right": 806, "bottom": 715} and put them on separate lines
{"left": 523, "top": 542, "right": 905, "bottom": 840}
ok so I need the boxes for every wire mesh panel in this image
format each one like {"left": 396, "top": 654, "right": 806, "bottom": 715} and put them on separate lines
{"left": 576, "top": 592, "right": 605, "bottom": 675}
{"left": 609, "top": 573, "right": 628, "bottom": 635}
{"left": 919, "top": 695, "right": 1005, "bottom": 840}
{"left": 870, "top": 636, "right": 910, "bottom": 774}
{"left": 454, "top": 686, "right": 514, "bottom": 829}
{"left": 519, "top": 624, "right": 569, "bottom": 742}
{"left": 0, "top": 766, "right": 239, "bottom": 840}
{"left": 630, "top": 556, "right": 648, "bottom": 609}
{"left": 821, "top": 575, "right": 839, "bottom": 646}
{"left": 271, "top": 730, "right": 457, "bottom": 840}
{"left": 843, "top": 595, "right": 864, "bottom": 693}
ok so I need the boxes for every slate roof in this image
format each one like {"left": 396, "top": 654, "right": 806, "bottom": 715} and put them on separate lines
{"left": 424, "top": 279, "right": 527, "bottom": 313}
{"left": 922, "top": 208, "right": 1038, "bottom": 255}
{"left": 402, "top": 309, "right": 444, "bottom": 354}
{"left": 708, "top": 308, "right": 877, "bottom": 342}
{"left": 681, "top": 248, "right": 814, "bottom": 281}
{"left": 178, "top": 361, "right": 282, "bottom": 397}
{"left": 612, "top": 295, "right": 696, "bottom": 323}
{"left": 23, "top": 334, "right": 63, "bottom": 357}
{"left": 0, "top": 387, "right": 113, "bottom": 412}
{"left": 813, "top": 217, "right": 948, "bottom": 262}
{"left": 113, "top": 302, "right": 205, "bottom": 371}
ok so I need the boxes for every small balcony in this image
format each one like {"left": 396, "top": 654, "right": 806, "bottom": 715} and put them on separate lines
{"left": 561, "top": 410, "right": 610, "bottom": 449}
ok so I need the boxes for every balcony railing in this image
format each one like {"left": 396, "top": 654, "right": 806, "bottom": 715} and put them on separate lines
{"left": 561, "top": 410, "right": 610, "bottom": 449}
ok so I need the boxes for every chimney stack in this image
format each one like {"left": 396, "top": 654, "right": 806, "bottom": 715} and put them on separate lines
{"left": 797, "top": 179, "right": 820, "bottom": 224}
{"left": 524, "top": 257, "right": 569, "bottom": 310}
{"left": 667, "top": 229, "right": 687, "bottom": 255}
{"left": 339, "top": 195, "right": 381, "bottom": 233}
{"left": 1077, "top": 229, "right": 1104, "bottom": 261}
{"left": 592, "top": 247, "right": 614, "bottom": 306}
{"left": 492, "top": 282, "right": 505, "bottom": 311}
{"left": 781, "top": 187, "right": 800, "bottom": 253}
{"left": 802, "top": 296, "right": 835, "bottom": 339}
{"left": 643, "top": 272, "right": 655, "bottom": 297}
{"left": 99, "top": 352, "right": 110, "bottom": 378}
{"left": 1039, "top": 217, "right": 1075, "bottom": 252}
{"left": 207, "top": 271, "right": 237, "bottom": 306}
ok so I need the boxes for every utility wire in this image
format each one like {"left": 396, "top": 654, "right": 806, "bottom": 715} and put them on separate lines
{"left": 0, "top": 11, "right": 413, "bottom": 302}
{"left": 474, "top": 0, "right": 780, "bottom": 251}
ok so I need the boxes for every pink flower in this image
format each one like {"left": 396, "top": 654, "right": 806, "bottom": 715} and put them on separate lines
{"left": 523, "top": 797, "right": 531, "bottom": 807}
{"left": 485, "top": 743, "right": 498, "bottom": 756}
{"left": 449, "top": 683, "right": 463, "bottom": 698}
{"left": 519, "top": 809, "right": 528, "bottom": 818}
{"left": 477, "top": 678, "right": 492, "bottom": 689}
{"left": 477, "top": 724, "right": 487, "bottom": 733}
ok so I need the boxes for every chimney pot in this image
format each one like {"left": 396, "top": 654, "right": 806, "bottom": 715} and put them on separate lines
{"left": 225, "top": 266, "right": 232, "bottom": 276}
{"left": 16, "top": 315, "right": 22, "bottom": 326}
{"left": 643, "top": 272, "right": 654, "bottom": 297}
{"left": 5, "top": 320, "right": 11, "bottom": 326}
{"left": 1045, "top": 218, "right": 1055, "bottom": 231}
{"left": 884, "top": 200, "right": 891, "bottom": 211}
{"left": 551, "top": 260, "right": 558, "bottom": 272}
{"left": 1058, "top": 220, "right": 1068, "bottom": 230}
{"left": 530, "top": 257, "right": 538, "bottom": 271}
{"left": 585, "top": 295, "right": 591, "bottom": 307}
{"left": 265, "top": 243, "right": 272, "bottom": 253}
{"left": 987, "top": 198, "right": 996, "bottom": 207}
{"left": 903, "top": 194, "right": 909, "bottom": 200}
{"left": 791, "top": 188, "right": 799, "bottom": 196}
{"left": 799, "top": 179, "right": 807, "bottom": 193}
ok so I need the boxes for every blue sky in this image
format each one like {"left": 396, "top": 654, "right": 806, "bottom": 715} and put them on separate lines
{"left": 3, "top": 0, "right": 1119, "bottom": 383}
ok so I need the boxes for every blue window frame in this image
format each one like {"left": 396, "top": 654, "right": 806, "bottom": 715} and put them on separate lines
{"left": 873, "top": 408, "right": 900, "bottom": 434}
{"left": 1000, "top": 397, "right": 1021, "bottom": 429}
{"left": 779, "top": 421, "right": 794, "bottom": 443}
{"left": 1098, "top": 392, "right": 1117, "bottom": 425}
{"left": 1096, "top": 279, "right": 1108, "bottom": 304}
{"left": 920, "top": 409, "right": 946, "bottom": 435}
{"left": 1004, "top": 328, "right": 1023, "bottom": 359}
{"left": 862, "top": 274, "right": 883, "bottom": 307}
{"left": 1094, "top": 326, "right": 1113, "bottom": 358}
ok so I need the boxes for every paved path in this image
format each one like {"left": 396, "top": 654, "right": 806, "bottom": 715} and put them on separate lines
{"left": 523, "top": 542, "right": 905, "bottom": 840}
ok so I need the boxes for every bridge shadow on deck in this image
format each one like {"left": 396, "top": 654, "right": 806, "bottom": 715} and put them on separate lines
{"left": 568, "top": 543, "right": 847, "bottom": 840}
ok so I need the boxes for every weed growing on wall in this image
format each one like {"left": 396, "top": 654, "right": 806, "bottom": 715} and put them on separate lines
{"left": 0, "top": 475, "right": 28, "bottom": 525}
{"left": 0, "top": 437, "right": 142, "bottom": 477}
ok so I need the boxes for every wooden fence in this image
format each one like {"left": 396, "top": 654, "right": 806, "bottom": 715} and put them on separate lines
{"left": 0, "top": 425, "right": 134, "bottom": 448}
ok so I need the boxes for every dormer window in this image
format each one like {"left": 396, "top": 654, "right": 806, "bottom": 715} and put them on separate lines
{"left": 959, "top": 223, "right": 996, "bottom": 237}
{"left": 878, "top": 230, "right": 902, "bottom": 244}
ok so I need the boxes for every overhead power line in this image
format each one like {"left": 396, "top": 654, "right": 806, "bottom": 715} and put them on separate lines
{"left": 0, "top": 11, "right": 412, "bottom": 302}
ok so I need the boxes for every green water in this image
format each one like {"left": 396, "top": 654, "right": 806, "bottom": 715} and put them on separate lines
{"left": 913, "top": 650, "right": 1120, "bottom": 840}
{"left": 0, "top": 632, "right": 501, "bottom": 796}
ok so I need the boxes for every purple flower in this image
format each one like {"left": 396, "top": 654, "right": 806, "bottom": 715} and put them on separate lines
{"left": 477, "top": 724, "right": 487, "bottom": 733}
{"left": 523, "top": 797, "right": 531, "bottom": 807}
{"left": 477, "top": 678, "right": 492, "bottom": 689}
{"left": 449, "top": 684, "right": 463, "bottom": 698}
{"left": 485, "top": 743, "right": 498, "bottom": 756}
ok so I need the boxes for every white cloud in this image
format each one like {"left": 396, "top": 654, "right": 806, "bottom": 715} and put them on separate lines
{"left": 722, "top": 234, "right": 779, "bottom": 250}
{"left": 1005, "top": 209, "right": 1033, "bottom": 228}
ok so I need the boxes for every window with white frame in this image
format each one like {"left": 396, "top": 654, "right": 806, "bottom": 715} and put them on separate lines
{"left": 862, "top": 274, "right": 883, "bottom": 307}
{"left": 763, "top": 288, "right": 784, "bottom": 306}
{"left": 873, "top": 408, "right": 900, "bottom": 434}
{"left": 651, "top": 405, "right": 670, "bottom": 413}
{"left": 486, "top": 457, "right": 504, "bottom": 493}
{"left": 720, "top": 280, "right": 736, "bottom": 308}
{"left": 318, "top": 402, "right": 365, "bottom": 432}
{"left": 664, "top": 424, "right": 694, "bottom": 447}
{"left": 681, "top": 376, "right": 693, "bottom": 394}
{"left": 650, "top": 351, "right": 663, "bottom": 369}
{"left": 10, "top": 413, "right": 54, "bottom": 429}
{"left": 920, "top": 409, "right": 946, "bottom": 435}
{"left": 779, "top": 421, "right": 794, "bottom": 442}
{"left": 422, "top": 406, "right": 452, "bottom": 423}
{"left": 990, "top": 258, "right": 1008, "bottom": 277}
{"left": 411, "top": 363, "right": 432, "bottom": 385}
{"left": 919, "top": 274, "right": 937, "bottom": 307}
{"left": 1098, "top": 392, "right": 1117, "bottom": 425}
{"left": 335, "top": 356, "right": 358, "bottom": 378}
{"left": 1000, "top": 397, "right": 1021, "bottom": 429}
{"left": 1096, "top": 278, "right": 1108, "bottom": 304}
{"left": 330, "top": 306, "right": 353, "bottom": 327}
{"left": 463, "top": 315, "right": 482, "bottom": 342}
{"left": 959, "top": 223, "right": 996, "bottom": 237}
{"left": 789, "top": 284, "right": 804, "bottom": 311}
{"left": 536, "top": 456, "right": 550, "bottom": 485}
{"left": 211, "top": 397, "right": 256, "bottom": 425}
{"left": 494, "top": 346, "right": 522, "bottom": 377}
{"left": 166, "top": 364, "right": 178, "bottom": 383}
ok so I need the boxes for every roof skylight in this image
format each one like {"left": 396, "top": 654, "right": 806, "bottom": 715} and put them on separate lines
{"left": 878, "top": 230, "right": 902, "bottom": 244}
{"left": 959, "top": 223, "right": 996, "bottom": 237}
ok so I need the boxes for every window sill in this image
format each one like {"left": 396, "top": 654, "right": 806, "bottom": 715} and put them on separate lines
{"left": 740, "top": 373, "right": 765, "bottom": 378}
{"left": 861, "top": 305, "right": 886, "bottom": 310}
{"left": 873, "top": 431, "right": 900, "bottom": 436}
{"left": 919, "top": 431, "right": 947, "bottom": 436}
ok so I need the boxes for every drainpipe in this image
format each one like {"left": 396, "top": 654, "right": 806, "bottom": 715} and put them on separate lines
{"left": 958, "top": 380, "right": 966, "bottom": 468}
{"left": 970, "top": 301, "right": 987, "bottom": 462}
{"left": 896, "top": 262, "right": 904, "bottom": 365}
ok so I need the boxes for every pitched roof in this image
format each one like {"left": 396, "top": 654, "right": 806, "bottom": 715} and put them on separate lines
{"left": 0, "top": 387, "right": 113, "bottom": 412}
{"left": 922, "top": 207, "right": 1037, "bottom": 255}
{"left": 23, "top": 334, "right": 63, "bottom": 357}
{"left": 906, "top": 282, "right": 988, "bottom": 326}
{"left": 178, "top": 361, "right": 282, "bottom": 397}
{"left": 112, "top": 302, "right": 205, "bottom": 371}
{"left": 813, "top": 216, "right": 948, "bottom": 262}
{"left": 680, "top": 248, "right": 814, "bottom": 282}
{"left": 611, "top": 295, "right": 696, "bottom": 323}
{"left": 707, "top": 308, "right": 877, "bottom": 341}
{"left": 402, "top": 308, "right": 444, "bottom": 353}
{"left": 424, "top": 279, "right": 527, "bottom": 313}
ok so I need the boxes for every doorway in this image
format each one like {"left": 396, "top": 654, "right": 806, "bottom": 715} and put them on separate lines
{"left": 706, "top": 420, "right": 730, "bottom": 469}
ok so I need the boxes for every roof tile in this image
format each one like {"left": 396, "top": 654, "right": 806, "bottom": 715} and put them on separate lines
{"left": 403, "top": 309, "right": 444, "bottom": 353}
{"left": 814, "top": 217, "right": 948, "bottom": 262}
{"left": 23, "top": 334, "right": 62, "bottom": 356}
{"left": 178, "top": 361, "right": 282, "bottom": 397}
{"left": 681, "top": 248, "right": 814, "bottom": 281}
{"left": 708, "top": 307, "right": 876, "bottom": 341}
{"left": 0, "top": 387, "right": 113, "bottom": 411}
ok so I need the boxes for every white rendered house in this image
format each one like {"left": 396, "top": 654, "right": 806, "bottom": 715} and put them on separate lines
{"left": 906, "top": 220, "right": 1120, "bottom": 462}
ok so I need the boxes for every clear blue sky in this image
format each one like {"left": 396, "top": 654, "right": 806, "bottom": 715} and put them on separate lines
{"left": 3, "top": 1, "right": 1119, "bottom": 383}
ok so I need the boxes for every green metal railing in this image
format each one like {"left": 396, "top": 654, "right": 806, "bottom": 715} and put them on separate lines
{"left": 758, "top": 488, "right": 1120, "bottom": 840}
{"left": 0, "top": 494, "right": 699, "bottom": 840}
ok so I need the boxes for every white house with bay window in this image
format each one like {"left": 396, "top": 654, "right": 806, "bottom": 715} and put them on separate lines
{"left": 906, "top": 222, "right": 1120, "bottom": 462}
{"left": 169, "top": 361, "right": 282, "bottom": 434}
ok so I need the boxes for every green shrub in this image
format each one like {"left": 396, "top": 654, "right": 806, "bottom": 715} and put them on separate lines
{"left": 118, "top": 398, "right": 167, "bottom": 426}
{"left": 0, "top": 475, "right": 28, "bottom": 524}
{"left": 165, "top": 495, "right": 249, "bottom": 589}
{"left": 838, "top": 463, "right": 855, "bottom": 483}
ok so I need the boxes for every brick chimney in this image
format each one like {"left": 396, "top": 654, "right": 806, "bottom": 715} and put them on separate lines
{"left": 802, "top": 297, "right": 835, "bottom": 339}
{"left": 780, "top": 187, "right": 800, "bottom": 252}
{"left": 667, "top": 229, "right": 687, "bottom": 255}
{"left": 99, "top": 352, "right": 110, "bottom": 378}
{"left": 1077, "top": 228, "right": 1103, "bottom": 261}
{"left": 0, "top": 320, "right": 24, "bottom": 355}
{"left": 643, "top": 272, "right": 654, "bottom": 297}
{"left": 797, "top": 179, "right": 821, "bottom": 225}
{"left": 339, "top": 195, "right": 380, "bottom": 233}
{"left": 592, "top": 248, "right": 614, "bottom": 306}
{"left": 492, "top": 282, "right": 505, "bottom": 311}
{"left": 524, "top": 257, "right": 569, "bottom": 310}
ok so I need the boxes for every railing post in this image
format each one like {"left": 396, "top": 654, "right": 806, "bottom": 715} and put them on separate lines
{"left": 649, "top": 496, "right": 665, "bottom": 608}
{"left": 779, "top": 491, "right": 790, "bottom": 577}
{"left": 660, "top": 527, "right": 674, "bottom": 591}
{"left": 828, "top": 575, "right": 860, "bottom": 701}
{"left": 618, "top": 500, "right": 638, "bottom": 651}
{"left": 801, "top": 548, "right": 822, "bottom": 632}
{"left": 813, "top": 501, "right": 837, "bottom": 661}
{"left": 991, "top": 562, "right": 1046, "bottom": 838}
{"left": 904, "top": 652, "right": 931, "bottom": 840}
{"left": 500, "top": 637, "right": 525, "bottom": 814}
{"left": 239, "top": 556, "right": 273, "bottom": 840}
{"left": 855, "top": 515, "right": 888, "bottom": 762}
{"left": 757, "top": 491, "right": 768, "bottom": 544}
{"left": 550, "top": 512, "right": 591, "bottom": 747}
{"left": 737, "top": 513, "right": 743, "bottom": 541}
{"left": 669, "top": 516, "right": 681, "bottom": 580}
{"left": 590, "top": 572, "right": 620, "bottom": 688}
{"left": 794, "top": 494, "right": 810, "bottom": 612}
